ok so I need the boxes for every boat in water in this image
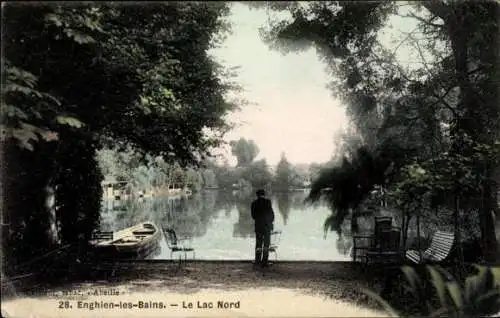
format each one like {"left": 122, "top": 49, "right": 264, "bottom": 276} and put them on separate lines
{"left": 90, "top": 222, "right": 161, "bottom": 259}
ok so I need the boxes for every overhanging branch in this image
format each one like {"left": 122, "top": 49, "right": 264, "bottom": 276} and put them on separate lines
{"left": 421, "top": 0, "right": 451, "bottom": 22}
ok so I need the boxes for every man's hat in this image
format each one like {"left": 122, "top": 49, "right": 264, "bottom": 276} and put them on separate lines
{"left": 256, "top": 189, "right": 265, "bottom": 196}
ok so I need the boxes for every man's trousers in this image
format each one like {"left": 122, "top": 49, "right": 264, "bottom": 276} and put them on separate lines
{"left": 255, "top": 230, "right": 271, "bottom": 264}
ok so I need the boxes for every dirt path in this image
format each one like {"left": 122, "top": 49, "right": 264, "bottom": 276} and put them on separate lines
{"left": 2, "top": 261, "right": 390, "bottom": 317}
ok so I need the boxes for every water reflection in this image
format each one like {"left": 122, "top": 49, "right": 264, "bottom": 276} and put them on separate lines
{"left": 233, "top": 198, "right": 254, "bottom": 238}
{"left": 276, "top": 193, "right": 291, "bottom": 225}
{"left": 99, "top": 191, "right": 350, "bottom": 261}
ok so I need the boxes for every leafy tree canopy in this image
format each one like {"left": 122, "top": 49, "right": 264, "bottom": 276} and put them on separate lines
{"left": 229, "top": 137, "right": 260, "bottom": 167}
{"left": 3, "top": 2, "right": 238, "bottom": 166}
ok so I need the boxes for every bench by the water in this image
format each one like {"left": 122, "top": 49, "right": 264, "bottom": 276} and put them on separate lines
{"left": 405, "top": 230, "right": 455, "bottom": 264}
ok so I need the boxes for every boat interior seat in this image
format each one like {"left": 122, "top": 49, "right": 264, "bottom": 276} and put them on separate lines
{"left": 132, "top": 230, "right": 155, "bottom": 235}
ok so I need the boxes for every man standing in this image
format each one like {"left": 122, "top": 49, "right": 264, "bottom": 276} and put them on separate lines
{"left": 251, "top": 189, "right": 274, "bottom": 268}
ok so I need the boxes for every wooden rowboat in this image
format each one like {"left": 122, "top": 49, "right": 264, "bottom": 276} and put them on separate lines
{"left": 90, "top": 222, "right": 161, "bottom": 258}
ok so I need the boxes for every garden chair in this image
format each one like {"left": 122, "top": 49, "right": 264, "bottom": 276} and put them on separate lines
{"left": 352, "top": 216, "right": 398, "bottom": 262}
{"left": 255, "top": 230, "right": 282, "bottom": 265}
{"left": 162, "top": 227, "right": 195, "bottom": 263}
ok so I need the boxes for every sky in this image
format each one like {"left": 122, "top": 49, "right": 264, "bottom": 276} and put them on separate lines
{"left": 211, "top": 3, "right": 347, "bottom": 166}
{"left": 210, "top": 2, "right": 421, "bottom": 167}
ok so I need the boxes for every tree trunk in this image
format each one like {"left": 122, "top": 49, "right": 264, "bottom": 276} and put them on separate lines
{"left": 417, "top": 212, "right": 421, "bottom": 260}
{"left": 55, "top": 131, "right": 103, "bottom": 248}
{"left": 403, "top": 211, "right": 411, "bottom": 250}
{"left": 480, "top": 180, "right": 500, "bottom": 262}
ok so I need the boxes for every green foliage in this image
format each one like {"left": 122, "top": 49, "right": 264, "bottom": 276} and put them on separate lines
{"left": 288, "top": 164, "right": 312, "bottom": 188}
{"left": 1, "top": 61, "right": 83, "bottom": 151}
{"left": 388, "top": 136, "right": 500, "bottom": 212}
{"left": 212, "top": 163, "right": 239, "bottom": 189}
{"left": 229, "top": 138, "right": 260, "bottom": 167}
{"left": 201, "top": 169, "right": 218, "bottom": 188}
{"left": 55, "top": 135, "right": 103, "bottom": 244}
{"left": 308, "top": 162, "right": 327, "bottom": 182}
{"left": 366, "top": 265, "right": 500, "bottom": 317}
{"left": 257, "top": 1, "right": 500, "bottom": 261}
{"left": 2, "top": 2, "right": 237, "bottom": 268}
{"left": 206, "top": 141, "right": 318, "bottom": 192}
{"left": 96, "top": 146, "right": 212, "bottom": 194}
{"left": 308, "top": 144, "right": 401, "bottom": 234}
{"left": 213, "top": 138, "right": 272, "bottom": 191}
{"left": 186, "top": 168, "right": 204, "bottom": 192}
{"left": 4, "top": 2, "right": 236, "bottom": 164}
{"left": 259, "top": 2, "right": 395, "bottom": 58}
{"left": 55, "top": 116, "right": 84, "bottom": 128}
{"left": 242, "top": 159, "right": 273, "bottom": 190}
{"left": 274, "top": 152, "right": 293, "bottom": 191}
{"left": 99, "top": 141, "right": 321, "bottom": 195}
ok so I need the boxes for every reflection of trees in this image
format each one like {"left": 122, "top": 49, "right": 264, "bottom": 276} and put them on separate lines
{"left": 276, "top": 193, "right": 291, "bottom": 225}
{"left": 167, "top": 197, "right": 200, "bottom": 237}
{"left": 336, "top": 233, "right": 353, "bottom": 255}
{"left": 213, "top": 190, "right": 235, "bottom": 217}
{"left": 99, "top": 193, "right": 221, "bottom": 238}
{"left": 336, "top": 220, "right": 354, "bottom": 256}
{"left": 98, "top": 199, "right": 147, "bottom": 231}
{"left": 160, "top": 194, "right": 219, "bottom": 238}
{"left": 100, "top": 190, "right": 340, "bottom": 243}
{"left": 333, "top": 215, "right": 373, "bottom": 257}
{"left": 233, "top": 196, "right": 254, "bottom": 238}
{"left": 291, "top": 191, "right": 307, "bottom": 209}
{"left": 194, "top": 191, "right": 218, "bottom": 236}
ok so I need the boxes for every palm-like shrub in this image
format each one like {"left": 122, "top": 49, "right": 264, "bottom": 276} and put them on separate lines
{"left": 308, "top": 144, "right": 405, "bottom": 235}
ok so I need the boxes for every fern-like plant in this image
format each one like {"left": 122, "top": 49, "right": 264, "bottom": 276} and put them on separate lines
{"left": 363, "top": 265, "right": 500, "bottom": 317}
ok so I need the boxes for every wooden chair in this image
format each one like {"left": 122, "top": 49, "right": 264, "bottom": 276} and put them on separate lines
{"left": 352, "top": 216, "right": 396, "bottom": 262}
{"left": 162, "top": 227, "right": 195, "bottom": 262}
{"left": 365, "top": 228, "right": 402, "bottom": 265}
{"left": 352, "top": 233, "right": 375, "bottom": 263}
{"left": 373, "top": 217, "right": 393, "bottom": 243}
{"left": 406, "top": 230, "right": 455, "bottom": 264}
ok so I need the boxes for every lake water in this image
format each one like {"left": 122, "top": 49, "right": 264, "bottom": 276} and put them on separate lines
{"left": 99, "top": 191, "right": 352, "bottom": 261}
